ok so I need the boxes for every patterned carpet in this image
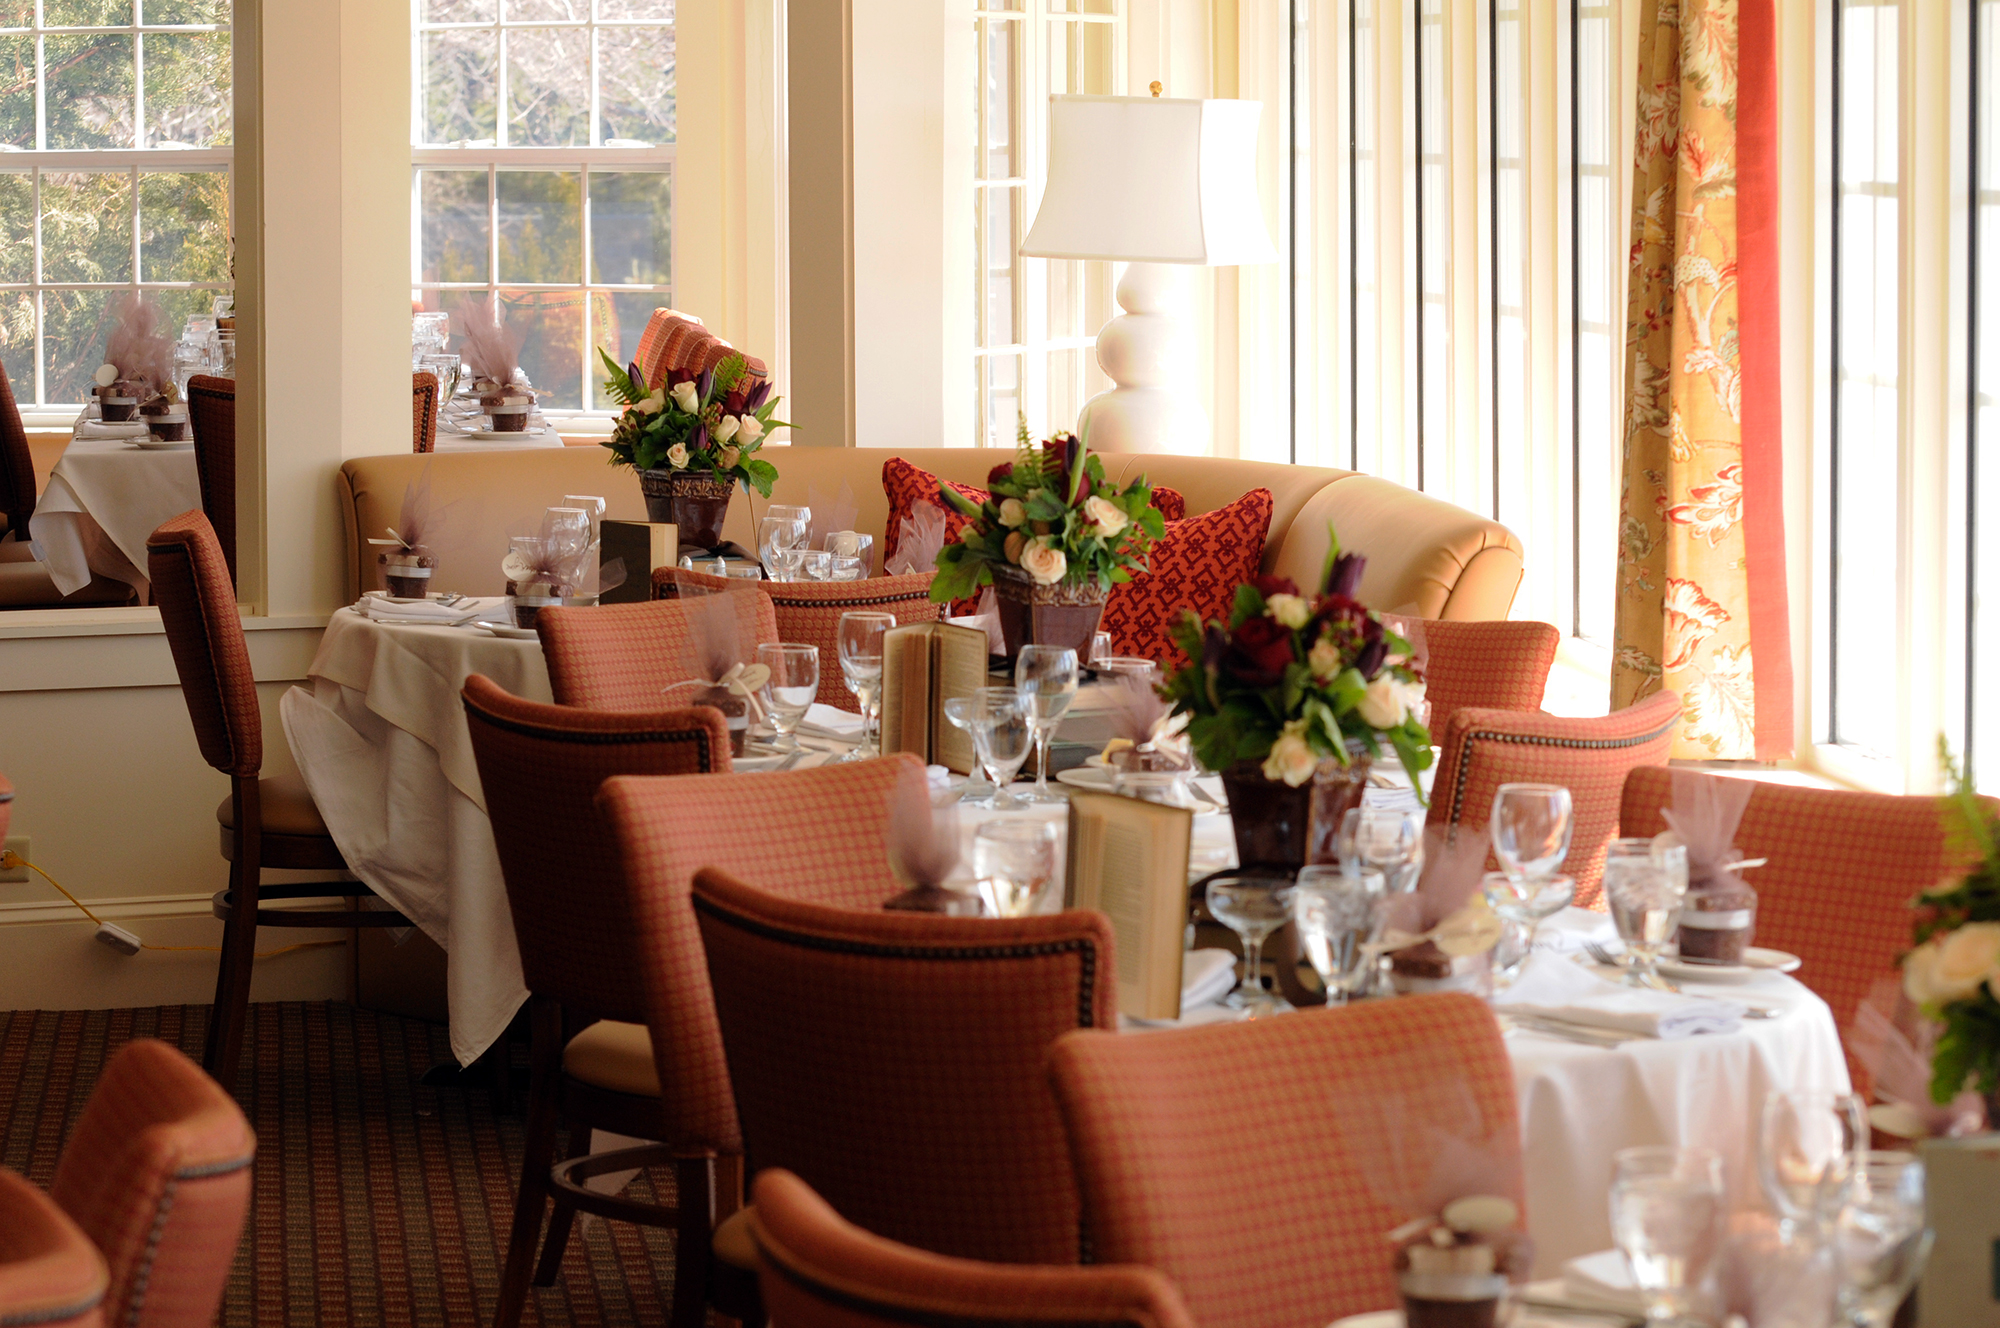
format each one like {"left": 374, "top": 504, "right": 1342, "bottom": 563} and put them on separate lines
{"left": 0, "top": 1002, "right": 680, "bottom": 1328}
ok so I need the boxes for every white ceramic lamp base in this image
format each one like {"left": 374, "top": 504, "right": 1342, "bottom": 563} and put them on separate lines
{"left": 1076, "top": 262, "right": 1207, "bottom": 456}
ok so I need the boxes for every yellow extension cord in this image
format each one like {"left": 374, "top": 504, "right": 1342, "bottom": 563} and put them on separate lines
{"left": 2, "top": 850, "right": 346, "bottom": 960}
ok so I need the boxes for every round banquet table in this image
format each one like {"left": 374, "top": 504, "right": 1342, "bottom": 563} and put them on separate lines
{"left": 30, "top": 432, "right": 201, "bottom": 598}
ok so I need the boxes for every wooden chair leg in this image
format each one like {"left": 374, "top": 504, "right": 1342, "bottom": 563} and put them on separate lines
{"left": 669, "top": 1153, "right": 717, "bottom": 1328}
{"left": 493, "top": 999, "right": 563, "bottom": 1328}
{"left": 530, "top": 1121, "right": 594, "bottom": 1286}
{"left": 202, "top": 848, "right": 260, "bottom": 1090}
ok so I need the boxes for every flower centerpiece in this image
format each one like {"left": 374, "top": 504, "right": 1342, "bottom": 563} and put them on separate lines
{"left": 598, "top": 350, "right": 788, "bottom": 550}
{"left": 928, "top": 430, "right": 1164, "bottom": 657}
{"left": 1160, "top": 530, "right": 1432, "bottom": 868}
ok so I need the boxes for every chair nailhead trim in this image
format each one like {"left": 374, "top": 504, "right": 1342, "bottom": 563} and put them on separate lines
{"left": 769, "top": 592, "right": 929, "bottom": 610}
{"left": 1447, "top": 715, "right": 1681, "bottom": 824}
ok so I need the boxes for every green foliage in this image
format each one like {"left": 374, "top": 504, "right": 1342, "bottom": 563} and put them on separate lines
{"left": 597, "top": 352, "right": 789, "bottom": 499}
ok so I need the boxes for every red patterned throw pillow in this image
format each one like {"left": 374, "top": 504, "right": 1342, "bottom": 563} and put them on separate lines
{"left": 880, "top": 457, "right": 1186, "bottom": 567}
{"left": 1100, "top": 488, "right": 1275, "bottom": 667}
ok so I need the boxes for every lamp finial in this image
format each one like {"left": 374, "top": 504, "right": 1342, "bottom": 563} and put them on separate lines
{"left": 1149, "top": 80, "right": 1162, "bottom": 98}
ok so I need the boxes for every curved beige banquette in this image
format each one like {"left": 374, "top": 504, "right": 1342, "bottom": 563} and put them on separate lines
{"left": 337, "top": 445, "right": 1526, "bottom": 620}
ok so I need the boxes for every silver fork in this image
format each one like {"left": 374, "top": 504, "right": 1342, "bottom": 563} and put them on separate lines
{"left": 1583, "top": 939, "right": 1776, "bottom": 1018}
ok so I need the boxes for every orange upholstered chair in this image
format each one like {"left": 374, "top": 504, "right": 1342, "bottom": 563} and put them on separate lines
{"left": 461, "top": 674, "right": 732, "bottom": 1328}
{"left": 633, "top": 309, "right": 769, "bottom": 392}
{"left": 1426, "top": 691, "right": 1680, "bottom": 908}
{"left": 1620, "top": 767, "right": 1995, "bottom": 1094}
{"left": 411, "top": 371, "right": 441, "bottom": 453}
{"left": 184, "top": 375, "right": 236, "bottom": 585}
{"left": 0, "top": 1170, "right": 106, "bottom": 1328}
{"left": 692, "top": 864, "right": 1116, "bottom": 1266}
{"left": 0, "top": 361, "right": 134, "bottom": 608}
{"left": 148, "top": 512, "right": 411, "bottom": 1086}
{"left": 50, "top": 1040, "right": 253, "bottom": 1328}
{"left": 596, "top": 755, "right": 920, "bottom": 1323}
{"left": 1416, "top": 618, "right": 1561, "bottom": 736}
{"left": 536, "top": 593, "right": 780, "bottom": 710}
{"left": 748, "top": 1169, "right": 1195, "bottom": 1328}
{"left": 653, "top": 567, "right": 944, "bottom": 709}
{"left": 1047, "top": 994, "right": 1521, "bottom": 1328}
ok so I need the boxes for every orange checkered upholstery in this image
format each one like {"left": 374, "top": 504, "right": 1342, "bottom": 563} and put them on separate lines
{"left": 693, "top": 866, "right": 1117, "bottom": 1266}
{"left": 597, "top": 755, "right": 922, "bottom": 1154}
{"left": 49, "top": 1040, "right": 253, "bottom": 1328}
{"left": 1428, "top": 692, "right": 1680, "bottom": 908}
{"left": 1418, "top": 619, "right": 1560, "bottom": 736}
{"left": 0, "top": 1169, "right": 106, "bottom": 1328}
{"left": 749, "top": 1170, "right": 1195, "bottom": 1328}
{"left": 462, "top": 673, "right": 729, "bottom": 1022}
{"left": 1047, "top": 995, "right": 1521, "bottom": 1328}
{"left": 411, "top": 371, "right": 440, "bottom": 453}
{"left": 146, "top": 512, "right": 262, "bottom": 777}
{"left": 536, "top": 593, "right": 779, "bottom": 711}
{"left": 632, "top": 309, "right": 769, "bottom": 392}
{"left": 1621, "top": 767, "right": 1997, "bottom": 1095}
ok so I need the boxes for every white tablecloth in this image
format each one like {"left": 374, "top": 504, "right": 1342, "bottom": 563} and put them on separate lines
{"left": 282, "top": 608, "right": 550, "bottom": 1065}
{"left": 30, "top": 435, "right": 201, "bottom": 597}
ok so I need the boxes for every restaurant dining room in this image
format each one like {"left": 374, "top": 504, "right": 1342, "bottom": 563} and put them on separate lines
{"left": 0, "top": 0, "right": 1995, "bottom": 1325}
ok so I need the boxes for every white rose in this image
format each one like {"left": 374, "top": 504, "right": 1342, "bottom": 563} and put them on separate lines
{"left": 666, "top": 442, "right": 690, "bottom": 469}
{"left": 635, "top": 388, "right": 665, "bottom": 416}
{"left": 1308, "top": 638, "right": 1343, "bottom": 682}
{"left": 1910, "top": 924, "right": 2000, "bottom": 1006}
{"left": 1356, "top": 674, "right": 1407, "bottom": 729}
{"left": 1261, "top": 721, "right": 1319, "bottom": 787}
{"left": 998, "top": 498, "right": 1028, "bottom": 528}
{"left": 713, "top": 414, "right": 740, "bottom": 443}
{"left": 718, "top": 445, "right": 741, "bottom": 469}
{"left": 1083, "top": 495, "right": 1129, "bottom": 536}
{"left": 1020, "top": 540, "right": 1068, "bottom": 586}
{"left": 737, "top": 415, "right": 764, "bottom": 443}
{"left": 1266, "top": 593, "right": 1311, "bottom": 630}
{"left": 670, "top": 381, "right": 701, "bottom": 413}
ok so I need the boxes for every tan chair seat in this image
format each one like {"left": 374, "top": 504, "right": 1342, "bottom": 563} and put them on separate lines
{"left": 712, "top": 1205, "right": 757, "bottom": 1271}
{"left": 214, "top": 773, "right": 331, "bottom": 837}
{"left": 561, "top": 1019, "right": 661, "bottom": 1098}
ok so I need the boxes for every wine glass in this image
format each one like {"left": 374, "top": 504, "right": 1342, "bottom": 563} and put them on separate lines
{"left": 966, "top": 686, "right": 1034, "bottom": 810}
{"left": 1089, "top": 630, "right": 1114, "bottom": 669}
{"left": 835, "top": 611, "right": 895, "bottom": 761}
{"left": 1610, "top": 1145, "right": 1726, "bottom": 1326}
{"left": 760, "top": 512, "right": 808, "bottom": 581}
{"left": 1491, "top": 783, "right": 1574, "bottom": 883}
{"left": 1482, "top": 870, "right": 1576, "bottom": 979}
{"left": 1291, "top": 865, "right": 1386, "bottom": 1006}
{"left": 1760, "top": 1089, "right": 1867, "bottom": 1241}
{"left": 973, "top": 820, "right": 1058, "bottom": 918}
{"left": 1204, "top": 874, "right": 1297, "bottom": 1015}
{"left": 1833, "top": 1152, "right": 1932, "bottom": 1328}
{"left": 1604, "top": 838, "right": 1688, "bottom": 989}
{"left": 1095, "top": 657, "right": 1158, "bottom": 685}
{"left": 942, "top": 696, "right": 996, "bottom": 807}
{"left": 757, "top": 643, "right": 819, "bottom": 753}
{"left": 1337, "top": 807, "right": 1426, "bottom": 892}
{"left": 1014, "top": 645, "right": 1080, "bottom": 804}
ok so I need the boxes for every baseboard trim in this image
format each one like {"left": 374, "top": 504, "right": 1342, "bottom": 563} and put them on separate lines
{"left": 0, "top": 891, "right": 354, "bottom": 927}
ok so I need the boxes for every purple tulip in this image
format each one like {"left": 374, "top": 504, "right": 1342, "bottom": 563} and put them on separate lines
{"left": 745, "top": 378, "right": 772, "bottom": 411}
{"left": 1202, "top": 623, "right": 1230, "bottom": 673}
{"left": 697, "top": 366, "right": 714, "bottom": 403}
{"left": 1324, "top": 551, "right": 1366, "bottom": 598}
{"left": 626, "top": 361, "right": 646, "bottom": 392}
{"left": 691, "top": 424, "right": 709, "bottom": 452}
{"left": 1353, "top": 638, "right": 1387, "bottom": 680}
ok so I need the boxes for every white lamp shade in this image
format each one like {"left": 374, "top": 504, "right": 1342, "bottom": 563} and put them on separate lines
{"left": 1020, "top": 95, "right": 1278, "bottom": 266}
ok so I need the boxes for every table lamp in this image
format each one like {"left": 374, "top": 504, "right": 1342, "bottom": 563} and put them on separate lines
{"left": 1020, "top": 89, "right": 1277, "bottom": 455}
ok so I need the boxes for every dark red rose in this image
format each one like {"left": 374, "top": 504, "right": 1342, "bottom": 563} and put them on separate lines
{"left": 1223, "top": 616, "right": 1297, "bottom": 688}
{"left": 724, "top": 388, "right": 747, "bottom": 414}
{"left": 1252, "top": 574, "right": 1300, "bottom": 600}
{"left": 988, "top": 463, "right": 1014, "bottom": 486}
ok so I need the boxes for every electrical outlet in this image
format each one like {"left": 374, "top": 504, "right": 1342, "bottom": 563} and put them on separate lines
{"left": 0, "top": 838, "right": 27, "bottom": 883}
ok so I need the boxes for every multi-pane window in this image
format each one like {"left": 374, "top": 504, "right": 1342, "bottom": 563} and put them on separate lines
{"left": 0, "top": 0, "right": 231, "bottom": 413}
{"left": 412, "top": 0, "right": 673, "bottom": 414}
{"left": 971, "top": 0, "right": 1121, "bottom": 449}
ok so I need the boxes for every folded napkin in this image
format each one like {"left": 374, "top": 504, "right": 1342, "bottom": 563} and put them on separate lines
{"left": 354, "top": 594, "right": 500, "bottom": 625}
{"left": 1531, "top": 908, "right": 1621, "bottom": 958}
{"left": 77, "top": 419, "right": 152, "bottom": 439}
{"left": 799, "top": 703, "right": 865, "bottom": 740}
{"left": 946, "top": 588, "right": 1003, "bottom": 654}
{"left": 1180, "top": 949, "right": 1238, "bottom": 1013}
{"left": 1554, "top": 1250, "right": 1646, "bottom": 1317}
{"left": 1494, "top": 952, "right": 1744, "bottom": 1039}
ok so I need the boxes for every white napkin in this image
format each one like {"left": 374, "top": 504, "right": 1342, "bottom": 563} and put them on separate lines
{"left": 77, "top": 419, "right": 151, "bottom": 439}
{"left": 354, "top": 595, "right": 500, "bottom": 625}
{"left": 799, "top": 703, "right": 865, "bottom": 740}
{"left": 1180, "top": 949, "right": 1238, "bottom": 1013}
{"left": 1494, "top": 952, "right": 1744, "bottom": 1039}
{"left": 946, "top": 588, "right": 1004, "bottom": 654}
{"left": 1533, "top": 908, "right": 1621, "bottom": 957}
{"left": 1558, "top": 1250, "right": 1647, "bottom": 1316}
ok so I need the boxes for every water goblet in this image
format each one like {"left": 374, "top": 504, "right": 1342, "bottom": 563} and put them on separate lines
{"left": 1094, "top": 657, "right": 1158, "bottom": 685}
{"left": 942, "top": 696, "right": 997, "bottom": 808}
{"left": 835, "top": 611, "right": 895, "bottom": 761}
{"left": 1481, "top": 870, "right": 1575, "bottom": 979}
{"left": 1833, "top": 1152, "right": 1931, "bottom": 1328}
{"left": 1491, "top": 783, "right": 1574, "bottom": 883}
{"left": 1604, "top": 838, "right": 1688, "bottom": 989}
{"left": 828, "top": 553, "right": 866, "bottom": 581}
{"left": 973, "top": 820, "right": 1058, "bottom": 918}
{"left": 1089, "top": 631, "right": 1114, "bottom": 668}
{"left": 1760, "top": 1089, "right": 1867, "bottom": 1242}
{"left": 757, "top": 643, "right": 819, "bottom": 753}
{"left": 1204, "top": 873, "right": 1297, "bottom": 1015}
{"left": 1337, "top": 807, "right": 1426, "bottom": 892}
{"left": 1291, "top": 865, "right": 1386, "bottom": 1006}
{"left": 1014, "top": 645, "right": 1080, "bottom": 804}
{"left": 1610, "top": 1145, "right": 1726, "bottom": 1326}
{"left": 760, "top": 514, "right": 806, "bottom": 581}
{"left": 967, "top": 687, "right": 1034, "bottom": 810}
{"left": 794, "top": 549, "right": 833, "bottom": 581}
{"left": 824, "top": 531, "right": 874, "bottom": 574}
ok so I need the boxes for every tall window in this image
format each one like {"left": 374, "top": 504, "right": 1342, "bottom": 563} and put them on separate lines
{"left": 971, "top": 0, "right": 1121, "bottom": 449}
{"left": 1572, "top": 0, "right": 1618, "bottom": 643}
{"left": 1971, "top": 0, "right": 1999, "bottom": 785}
{"left": 0, "top": 0, "right": 232, "bottom": 415}
{"left": 412, "top": 0, "right": 673, "bottom": 415}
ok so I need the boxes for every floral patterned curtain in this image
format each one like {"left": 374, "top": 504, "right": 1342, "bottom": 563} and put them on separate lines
{"left": 1614, "top": 0, "right": 1792, "bottom": 760}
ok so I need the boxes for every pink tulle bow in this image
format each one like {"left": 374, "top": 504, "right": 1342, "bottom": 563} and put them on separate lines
{"left": 1660, "top": 767, "right": 1757, "bottom": 894}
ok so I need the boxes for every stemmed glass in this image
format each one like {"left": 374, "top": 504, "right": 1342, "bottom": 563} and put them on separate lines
{"left": 942, "top": 696, "right": 996, "bottom": 807}
{"left": 1491, "top": 783, "right": 1574, "bottom": 883}
{"left": 965, "top": 687, "right": 1034, "bottom": 810}
{"left": 1482, "top": 871, "right": 1576, "bottom": 979}
{"left": 1204, "top": 874, "right": 1297, "bottom": 1015}
{"left": 1759, "top": 1090, "right": 1867, "bottom": 1242}
{"left": 973, "top": 820, "right": 1058, "bottom": 917}
{"left": 835, "top": 611, "right": 894, "bottom": 761}
{"left": 759, "top": 508, "right": 810, "bottom": 582}
{"left": 756, "top": 643, "right": 819, "bottom": 753}
{"left": 1833, "top": 1152, "right": 1932, "bottom": 1328}
{"left": 1609, "top": 1145, "right": 1726, "bottom": 1326}
{"left": 1291, "top": 865, "right": 1386, "bottom": 1005}
{"left": 1015, "top": 645, "right": 1080, "bottom": 803}
{"left": 1603, "top": 838, "right": 1689, "bottom": 990}
{"left": 1337, "top": 807, "right": 1425, "bottom": 891}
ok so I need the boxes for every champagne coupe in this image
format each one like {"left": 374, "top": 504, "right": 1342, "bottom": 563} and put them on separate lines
{"left": 835, "top": 611, "right": 895, "bottom": 761}
{"left": 1481, "top": 870, "right": 1576, "bottom": 979}
{"left": 968, "top": 686, "right": 1034, "bottom": 810}
{"left": 756, "top": 643, "right": 819, "bottom": 753}
{"left": 972, "top": 820, "right": 1058, "bottom": 918}
{"left": 1204, "top": 874, "right": 1298, "bottom": 1015}
{"left": 1833, "top": 1152, "right": 1932, "bottom": 1328}
{"left": 1337, "top": 807, "right": 1426, "bottom": 892}
{"left": 1491, "top": 783, "right": 1575, "bottom": 883}
{"left": 942, "top": 696, "right": 996, "bottom": 807}
{"left": 1291, "top": 865, "right": 1386, "bottom": 1005}
{"left": 1760, "top": 1089, "right": 1867, "bottom": 1241}
{"left": 1014, "top": 645, "right": 1080, "bottom": 804}
{"left": 1603, "top": 838, "right": 1688, "bottom": 989}
{"left": 1609, "top": 1145, "right": 1726, "bottom": 1326}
